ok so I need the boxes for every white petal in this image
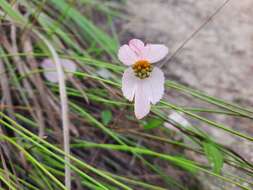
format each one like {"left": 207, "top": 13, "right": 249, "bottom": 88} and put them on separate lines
{"left": 41, "top": 58, "right": 77, "bottom": 83}
{"left": 122, "top": 68, "right": 138, "bottom": 101}
{"left": 41, "top": 59, "right": 55, "bottom": 69}
{"left": 145, "top": 67, "right": 165, "bottom": 104}
{"left": 41, "top": 59, "right": 58, "bottom": 83}
{"left": 118, "top": 45, "right": 138, "bottom": 65}
{"left": 168, "top": 112, "right": 191, "bottom": 128}
{"left": 129, "top": 39, "right": 145, "bottom": 56}
{"left": 143, "top": 44, "right": 168, "bottom": 63}
{"left": 97, "top": 68, "right": 113, "bottom": 79}
{"left": 61, "top": 59, "right": 77, "bottom": 73}
{"left": 134, "top": 82, "right": 151, "bottom": 119}
{"left": 164, "top": 122, "right": 181, "bottom": 133}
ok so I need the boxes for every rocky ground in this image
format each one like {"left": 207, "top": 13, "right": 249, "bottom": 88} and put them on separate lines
{"left": 119, "top": 0, "right": 253, "bottom": 189}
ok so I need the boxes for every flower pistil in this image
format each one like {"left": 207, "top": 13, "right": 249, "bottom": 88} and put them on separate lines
{"left": 132, "top": 60, "right": 153, "bottom": 79}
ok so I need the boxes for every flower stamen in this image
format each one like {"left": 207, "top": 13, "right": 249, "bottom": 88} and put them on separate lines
{"left": 132, "top": 60, "right": 153, "bottom": 79}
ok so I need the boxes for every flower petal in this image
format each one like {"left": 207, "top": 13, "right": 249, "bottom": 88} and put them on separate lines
{"left": 61, "top": 59, "right": 77, "bottom": 73}
{"left": 168, "top": 112, "right": 191, "bottom": 128}
{"left": 134, "top": 82, "right": 151, "bottom": 119}
{"left": 129, "top": 39, "right": 145, "bottom": 56}
{"left": 143, "top": 44, "right": 168, "bottom": 63}
{"left": 145, "top": 67, "right": 165, "bottom": 104}
{"left": 41, "top": 59, "right": 58, "bottom": 83}
{"left": 41, "top": 58, "right": 77, "bottom": 83}
{"left": 118, "top": 44, "right": 138, "bottom": 65}
{"left": 122, "top": 67, "right": 164, "bottom": 119}
{"left": 122, "top": 68, "right": 138, "bottom": 101}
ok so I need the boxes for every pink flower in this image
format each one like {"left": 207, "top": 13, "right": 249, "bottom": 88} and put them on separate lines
{"left": 118, "top": 39, "right": 168, "bottom": 119}
{"left": 41, "top": 58, "right": 77, "bottom": 83}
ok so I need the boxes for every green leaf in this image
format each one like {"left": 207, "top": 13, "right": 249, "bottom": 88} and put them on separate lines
{"left": 144, "top": 118, "right": 164, "bottom": 130}
{"left": 172, "top": 156, "right": 199, "bottom": 174}
{"left": 101, "top": 110, "right": 112, "bottom": 126}
{"left": 203, "top": 142, "right": 224, "bottom": 174}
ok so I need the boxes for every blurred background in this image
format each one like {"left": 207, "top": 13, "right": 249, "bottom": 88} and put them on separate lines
{"left": 120, "top": 1, "right": 253, "bottom": 189}
{"left": 121, "top": 0, "right": 253, "bottom": 190}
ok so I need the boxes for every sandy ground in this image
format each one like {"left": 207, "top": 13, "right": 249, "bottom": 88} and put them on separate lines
{"left": 120, "top": 0, "right": 253, "bottom": 189}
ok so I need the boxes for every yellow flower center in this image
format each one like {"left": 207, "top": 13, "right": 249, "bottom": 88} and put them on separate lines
{"left": 132, "top": 60, "right": 153, "bottom": 79}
